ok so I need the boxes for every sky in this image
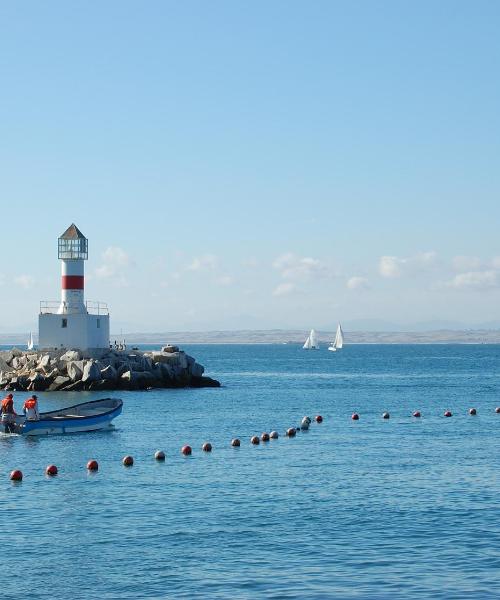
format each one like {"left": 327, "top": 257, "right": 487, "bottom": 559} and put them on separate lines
{"left": 1, "top": 1, "right": 499, "bottom": 333}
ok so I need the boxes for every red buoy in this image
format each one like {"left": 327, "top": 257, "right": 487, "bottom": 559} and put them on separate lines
{"left": 315, "top": 415, "right": 323, "bottom": 423}
{"left": 202, "top": 442, "right": 212, "bottom": 452}
{"left": 382, "top": 412, "right": 390, "bottom": 419}
{"left": 251, "top": 436, "right": 260, "bottom": 445}
{"left": 469, "top": 408, "right": 477, "bottom": 415}
{"left": 231, "top": 438, "right": 241, "bottom": 447}
{"left": 10, "top": 470, "right": 22, "bottom": 481}
{"left": 46, "top": 464, "right": 58, "bottom": 476}
{"left": 122, "top": 455, "right": 134, "bottom": 466}
{"left": 413, "top": 411, "right": 421, "bottom": 418}
{"left": 181, "top": 445, "right": 192, "bottom": 456}
{"left": 87, "top": 459, "right": 98, "bottom": 471}
{"left": 154, "top": 450, "right": 166, "bottom": 461}
{"left": 351, "top": 413, "right": 359, "bottom": 420}
{"left": 270, "top": 431, "right": 279, "bottom": 439}
{"left": 286, "top": 427, "right": 296, "bottom": 437}
{"left": 261, "top": 432, "right": 270, "bottom": 442}
{"left": 444, "top": 410, "right": 452, "bottom": 417}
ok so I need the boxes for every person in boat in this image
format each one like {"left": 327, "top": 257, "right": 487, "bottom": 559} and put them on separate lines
{"left": 1, "top": 393, "right": 17, "bottom": 433}
{"left": 23, "top": 394, "right": 40, "bottom": 421}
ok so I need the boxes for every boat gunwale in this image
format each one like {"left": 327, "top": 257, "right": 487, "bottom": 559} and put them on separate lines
{"left": 39, "top": 397, "right": 123, "bottom": 421}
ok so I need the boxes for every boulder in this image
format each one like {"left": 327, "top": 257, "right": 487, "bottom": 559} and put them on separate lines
{"left": 60, "top": 350, "right": 82, "bottom": 362}
{"left": 12, "top": 356, "right": 27, "bottom": 369}
{"left": 48, "top": 376, "right": 71, "bottom": 391}
{"left": 28, "top": 373, "right": 49, "bottom": 391}
{"left": 88, "top": 379, "right": 117, "bottom": 391}
{"left": 161, "top": 345, "right": 179, "bottom": 353}
{"left": 190, "top": 362, "right": 205, "bottom": 378}
{"left": 38, "top": 355, "right": 51, "bottom": 370}
{"left": 100, "top": 365, "right": 117, "bottom": 381}
{"left": 81, "top": 360, "right": 101, "bottom": 383}
{"left": 11, "top": 347, "right": 23, "bottom": 358}
{"left": 60, "top": 380, "right": 84, "bottom": 391}
{"left": 190, "top": 376, "right": 221, "bottom": 388}
{"left": 67, "top": 361, "right": 84, "bottom": 382}
{"left": 120, "top": 370, "right": 151, "bottom": 390}
{"left": 0, "top": 357, "right": 14, "bottom": 373}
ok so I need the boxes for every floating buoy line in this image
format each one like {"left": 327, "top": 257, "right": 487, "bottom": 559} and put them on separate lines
{"left": 6, "top": 408, "right": 500, "bottom": 482}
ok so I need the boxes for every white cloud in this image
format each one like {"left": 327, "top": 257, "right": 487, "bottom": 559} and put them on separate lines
{"left": 186, "top": 254, "right": 217, "bottom": 272}
{"left": 379, "top": 256, "right": 402, "bottom": 278}
{"left": 379, "top": 251, "right": 437, "bottom": 278}
{"left": 491, "top": 257, "right": 500, "bottom": 269}
{"left": 444, "top": 270, "right": 499, "bottom": 290}
{"left": 216, "top": 275, "right": 234, "bottom": 286}
{"left": 347, "top": 276, "right": 369, "bottom": 290}
{"left": 242, "top": 258, "right": 259, "bottom": 268}
{"left": 273, "top": 253, "right": 328, "bottom": 280}
{"left": 14, "top": 274, "right": 36, "bottom": 289}
{"left": 272, "top": 282, "right": 296, "bottom": 297}
{"left": 452, "top": 256, "right": 481, "bottom": 272}
{"left": 95, "top": 246, "right": 132, "bottom": 285}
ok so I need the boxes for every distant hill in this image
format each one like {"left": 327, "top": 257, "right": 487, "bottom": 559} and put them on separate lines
{"left": 2, "top": 329, "right": 500, "bottom": 346}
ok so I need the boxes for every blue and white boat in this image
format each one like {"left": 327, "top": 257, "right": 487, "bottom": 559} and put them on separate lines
{"left": 17, "top": 398, "right": 122, "bottom": 436}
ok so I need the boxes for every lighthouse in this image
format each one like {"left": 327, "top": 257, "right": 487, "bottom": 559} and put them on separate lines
{"left": 38, "top": 224, "right": 110, "bottom": 353}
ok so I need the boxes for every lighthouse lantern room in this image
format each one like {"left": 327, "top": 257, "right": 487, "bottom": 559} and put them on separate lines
{"left": 38, "top": 224, "right": 110, "bottom": 352}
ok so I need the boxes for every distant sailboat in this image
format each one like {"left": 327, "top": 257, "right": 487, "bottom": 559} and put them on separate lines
{"left": 27, "top": 332, "right": 34, "bottom": 351}
{"left": 328, "top": 324, "right": 344, "bottom": 352}
{"left": 303, "top": 329, "right": 319, "bottom": 350}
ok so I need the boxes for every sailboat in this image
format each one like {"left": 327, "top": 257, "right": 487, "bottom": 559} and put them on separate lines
{"left": 303, "top": 329, "right": 319, "bottom": 350}
{"left": 27, "top": 332, "right": 34, "bottom": 351}
{"left": 328, "top": 324, "right": 344, "bottom": 352}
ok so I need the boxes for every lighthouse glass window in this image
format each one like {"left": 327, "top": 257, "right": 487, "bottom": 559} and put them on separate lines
{"left": 58, "top": 237, "right": 88, "bottom": 260}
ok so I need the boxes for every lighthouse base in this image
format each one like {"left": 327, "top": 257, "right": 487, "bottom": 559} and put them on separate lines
{"left": 39, "top": 313, "right": 110, "bottom": 352}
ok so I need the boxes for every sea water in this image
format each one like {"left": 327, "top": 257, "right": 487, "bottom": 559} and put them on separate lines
{"left": 0, "top": 344, "right": 499, "bottom": 599}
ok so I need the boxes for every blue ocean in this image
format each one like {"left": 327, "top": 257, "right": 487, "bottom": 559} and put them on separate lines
{"left": 1, "top": 344, "right": 499, "bottom": 599}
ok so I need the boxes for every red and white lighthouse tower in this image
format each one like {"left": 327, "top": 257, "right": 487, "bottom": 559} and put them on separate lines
{"left": 57, "top": 224, "right": 87, "bottom": 314}
{"left": 38, "top": 224, "right": 110, "bottom": 352}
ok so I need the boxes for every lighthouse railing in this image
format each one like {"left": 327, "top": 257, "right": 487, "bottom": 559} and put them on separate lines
{"left": 40, "top": 301, "right": 109, "bottom": 315}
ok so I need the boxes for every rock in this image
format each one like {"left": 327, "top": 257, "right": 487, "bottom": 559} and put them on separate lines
{"left": 60, "top": 380, "right": 84, "bottom": 391}
{"left": 88, "top": 379, "right": 115, "bottom": 391}
{"left": 38, "top": 355, "right": 51, "bottom": 370}
{"left": 48, "top": 376, "right": 71, "bottom": 391}
{"left": 12, "top": 356, "right": 27, "bottom": 369}
{"left": 81, "top": 360, "right": 101, "bottom": 383}
{"left": 11, "top": 347, "right": 23, "bottom": 358}
{"left": 190, "top": 376, "right": 221, "bottom": 388}
{"left": 190, "top": 362, "right": 204, "bottom": 377}
{"left": 120, "top": 370, "right": 151, "bottom": 390}
{"left": 67, "top": 360, "right": 85, "bottom": 382}
{"left": 0, "top": 357, "right": 14, "bottom": 373}
{"left": 100, "top": 365, "right": 117, "bottom": 381}
{"left": 161, "top": 345, "right": 179, "bottom": 353}
{"left": 60, "top": 350, "right": 82, "bottom": 362}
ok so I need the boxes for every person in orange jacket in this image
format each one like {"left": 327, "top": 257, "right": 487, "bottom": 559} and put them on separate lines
{"left": 23, "top": 394, "right": 40, "bottom": 421}
{"left": 1, "top": 393, "right": 17, "bottom": 433}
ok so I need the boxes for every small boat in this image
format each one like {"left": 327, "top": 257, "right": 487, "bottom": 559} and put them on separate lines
{"left": 27, "top": 332, "right": 34, "bottom": 351}
{"left": 15, "top": 398, "right": 122, "bottom": 436}
{"left": 328, "top": 323, "right": 344, "bottom": 352}
{"left": 303, "top": 329, "right": 320, "bottom": 350}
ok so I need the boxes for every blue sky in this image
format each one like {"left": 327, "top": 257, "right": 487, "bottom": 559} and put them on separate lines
{"left": 1, "top": 1, "right": 499, "bottom": 333}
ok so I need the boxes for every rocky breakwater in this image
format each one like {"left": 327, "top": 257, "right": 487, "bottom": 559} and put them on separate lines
{"left": 0, "top": 346, "right": 220, "bottom": 392}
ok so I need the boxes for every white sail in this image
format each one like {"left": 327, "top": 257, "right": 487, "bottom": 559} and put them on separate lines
{"left": 334, "top": 324, "right": 344, "bottom": 349}
{"left": 303, "top": 329, "right": 319, "bottom": 349}
{"left": 27, "top": 332, "right": 34, "bottom": 351}
{"left": 328, "top": 323, "right": 344, "bottom": 351}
